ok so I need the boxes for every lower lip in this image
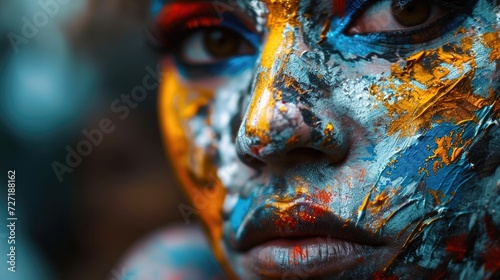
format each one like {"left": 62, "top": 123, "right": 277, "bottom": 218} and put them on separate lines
{"left": 245, "top": 237, "right": 380, "bottom": 278}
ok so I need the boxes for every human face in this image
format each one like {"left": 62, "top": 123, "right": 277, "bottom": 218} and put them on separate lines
{"left": 154, "top": 0, "right": 500, "bottom": 279}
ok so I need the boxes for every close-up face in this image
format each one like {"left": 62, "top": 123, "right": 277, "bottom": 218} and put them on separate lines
{"left": 154, "top": 0, "right": 500, "bottom": 279}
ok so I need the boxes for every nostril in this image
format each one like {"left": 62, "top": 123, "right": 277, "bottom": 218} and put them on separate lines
{"left": 287, "top": 147, "right": 323, "bottom": 158}
{"left": 236, "top": 139, "right": 267, "bottom": 167}
{"left": 237, "top": 151, "right": 266, "bottom": 168}
{"left": 286, "top": 146, "right": 349, "bottom": 165}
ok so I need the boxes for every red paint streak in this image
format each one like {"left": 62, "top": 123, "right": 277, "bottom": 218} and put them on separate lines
{"left": 311, "top": 204, "right": 328, "bottom": 217}
{"left": 359, "top": 169, "right": 366, "bottom": 182}
{"left": 274, "top": 216, "right": 298, "bottom": 230}
{"left": 484, "top": 214, "right": 498, "bottom": 241}
{"left": 357, "top": 257, "right": 364, "bottom": 263}
{"left": 157, "top": 3, "right": 219, "bottom": 27}
{"left": 298, "top": 211, "right": 316, "bottom": 223}
{"left": 156, "top": 2, "right": 257, "bottom": 34}
{"left": 314, "top": 189, "right": 333, "bottom": 204}
{"left": 484, "top": 244, "right": 500, "bottom": 274}
{"left": 292, "top": 245, "right": 307, "bottom": 259}
{"left": 445, "top": 234, "right": 468, "bottom": 261}
{"left": 332, "top": 0, "right": 347, "bottom": 17}
{"left": 297, "top": 203, "right": 329, "bottom": 224}
{"left": 250, "top": 146, "right": 261, "bottom": 156}
{"left": 372, "top": 271, "right": 399, "bottom": 280}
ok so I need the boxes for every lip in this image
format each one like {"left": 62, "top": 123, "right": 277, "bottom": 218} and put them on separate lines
{"left": 225, "top": 201, "right": 389, "bottom": 278}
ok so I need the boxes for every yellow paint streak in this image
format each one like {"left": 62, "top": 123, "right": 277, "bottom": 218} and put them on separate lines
{"left": 267, "top": 176, "right": 309, "bottom": 206}
{"left": 428, "top": 189, "right": 444, "bottom": 205}
{"left": 324, "top": 122, "right": 334, "bottom": 134}
{"left": 159, "top": 70, "right": 234, "bottom": 279}
{"left": 418, "top": 166, "right": 430, "bottom": 177}
{"left": 357, "top": 191, "right": 371, "bottom": 215}
{"left": 321, "top": 122, "right": 335, "bottom": 146}
{"left": 245, "top": 0, "right": 300, "bottom": 146}
{"left": 280, "top": 74, "right": 310, "bottom": 95}
{"left": 371, "top": 32, "right": 500, "bottom": 137}
{"left": 295, "top": 184, "right": 309, "bottom": 196}
{"left": 481, "top": 30, "right": 500, "bottom": 62}
{"left": 428, "top": 130, "right": 472, "bottom": 174}
{"left": 374, "top": 190, "right": 404, "bottom": 234}
{"left": 368, "top": 191, "right": 391, "bottom": 215}
{"left": 318, "top": 18, "right": 330, "bottom": 44}
{"left": 384, "top": 216, "right": 442, "bottom": 272}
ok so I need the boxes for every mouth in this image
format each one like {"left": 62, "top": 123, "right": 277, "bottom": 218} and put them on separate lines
{"left": 224, "top": 201, "right": 390, "bottom": 278}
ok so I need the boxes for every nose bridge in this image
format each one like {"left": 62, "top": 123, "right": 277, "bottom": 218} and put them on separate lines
{"left": 237, "top": 0, "right": 349, "bottom": 165}
{"left": 245, "top": 31, "right": 297, "bottom": 147}
{"left": 244, "top": 0, "right": 303, "bottom": 148}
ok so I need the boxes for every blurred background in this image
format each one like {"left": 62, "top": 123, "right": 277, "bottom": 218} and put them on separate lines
{"left": 0, "top": 0, "right": 187, "bottom": 279}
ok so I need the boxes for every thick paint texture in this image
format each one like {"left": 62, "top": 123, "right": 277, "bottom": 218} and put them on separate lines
{"left": 156, "top": 0, "right": 500, "bottom": 279}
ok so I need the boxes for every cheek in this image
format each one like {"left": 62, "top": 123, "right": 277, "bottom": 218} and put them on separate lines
{"left": 159, "top": 65, "right": 230, "bottom": 270}
{"left": 333, "top": 30, "right": 500, "bottom": 224}
{"left": 370, "top": 32, "right": 499, "bottom": 137}
{"left": 160, "top": 65, "right": 260, "bottom": 278}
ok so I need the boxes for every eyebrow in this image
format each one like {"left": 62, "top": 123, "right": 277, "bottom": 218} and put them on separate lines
{"left": 151, "top": 0, "right": 237, "bottom": 16}
{"left": 151, "top": 0, "right": 352, "bottom": 20}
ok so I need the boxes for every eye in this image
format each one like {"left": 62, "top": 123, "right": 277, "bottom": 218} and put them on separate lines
{"left": 178, "top": 27, "right": 256, "bottom": 64}
{"left": 347, "top": 0, "right": 447, "bottom": 34}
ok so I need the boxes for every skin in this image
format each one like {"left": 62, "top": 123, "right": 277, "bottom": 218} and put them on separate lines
{"left": 133, "top": 0, "right": 500, "bottom": 279}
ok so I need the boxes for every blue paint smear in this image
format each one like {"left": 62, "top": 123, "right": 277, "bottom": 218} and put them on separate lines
{"left": 359, "top": 145, "right": 376, "bottom": 161}
{"left": 326, "top": 10, "right": 468, "bottom": 57}
{"left": 378, "top": 123, "right": 474, "bottom": 194}
{"left": 230, "top": 195, "right": 253, "bottom": 234}
{"left": 376, "top": 118, "right": 493, "bottom": 208}
{"left": 220, "top": 14, "right": 261, "bottom": 49}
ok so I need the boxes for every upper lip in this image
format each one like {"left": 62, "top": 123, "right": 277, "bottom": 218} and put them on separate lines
{"left": 226, "top": 200, "right": 387, "bottom": 252}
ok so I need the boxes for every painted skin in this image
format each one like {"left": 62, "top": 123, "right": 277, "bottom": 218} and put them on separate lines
{"left": 136, "top": 0, "right": 500, "bottom": 279}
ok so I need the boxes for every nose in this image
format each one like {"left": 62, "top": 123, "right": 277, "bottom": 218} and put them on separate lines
{"left": 235, "top": 20, "right": 349, "bottom": 167}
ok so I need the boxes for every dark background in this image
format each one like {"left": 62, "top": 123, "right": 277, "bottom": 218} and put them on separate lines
{"left": 0, "top": 1, "right": 187, "bottom": 279}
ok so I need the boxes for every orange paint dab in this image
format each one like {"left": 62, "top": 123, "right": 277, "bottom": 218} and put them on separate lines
{"left": 314, "top": 189, "right": 333, "bottom": 204}
{"left": 274, "top": 216, "right": 298, "bottom": 230}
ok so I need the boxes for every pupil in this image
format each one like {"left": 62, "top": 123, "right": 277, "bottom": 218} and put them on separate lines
{"left": 405, "top": 4, "right": 415, "bottom": 12}
{"left": 391, "top": 0, "right": 431, "bottom": 27}
{"left": 203, "top": 28, "right": 240, "bottom": 59}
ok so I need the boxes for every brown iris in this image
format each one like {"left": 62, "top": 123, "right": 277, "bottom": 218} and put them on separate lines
{"left": 203, "top": 28, "right": 242, "bottom": 59}
{"left": 391, "top": 0, "right": 432, "bottom": 27}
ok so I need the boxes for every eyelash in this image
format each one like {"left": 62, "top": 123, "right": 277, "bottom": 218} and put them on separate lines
{"left": 148, "top": 14, "right": 222, "bottom": 53}
{"left": 355, "top": 12, "right": 467, "bottom": 44}
{"left": 148, "top": 0, "right": 478, "bottom": 55}
{"left": 343, "top": 0, "right": 477, "bottom": 45}
{"left": 150, "top": 16, "right": 261, "bottom": 64}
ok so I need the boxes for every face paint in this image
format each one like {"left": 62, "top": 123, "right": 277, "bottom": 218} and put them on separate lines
{"left": 155, "top": 0, "right": 500, "bottom": 279}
